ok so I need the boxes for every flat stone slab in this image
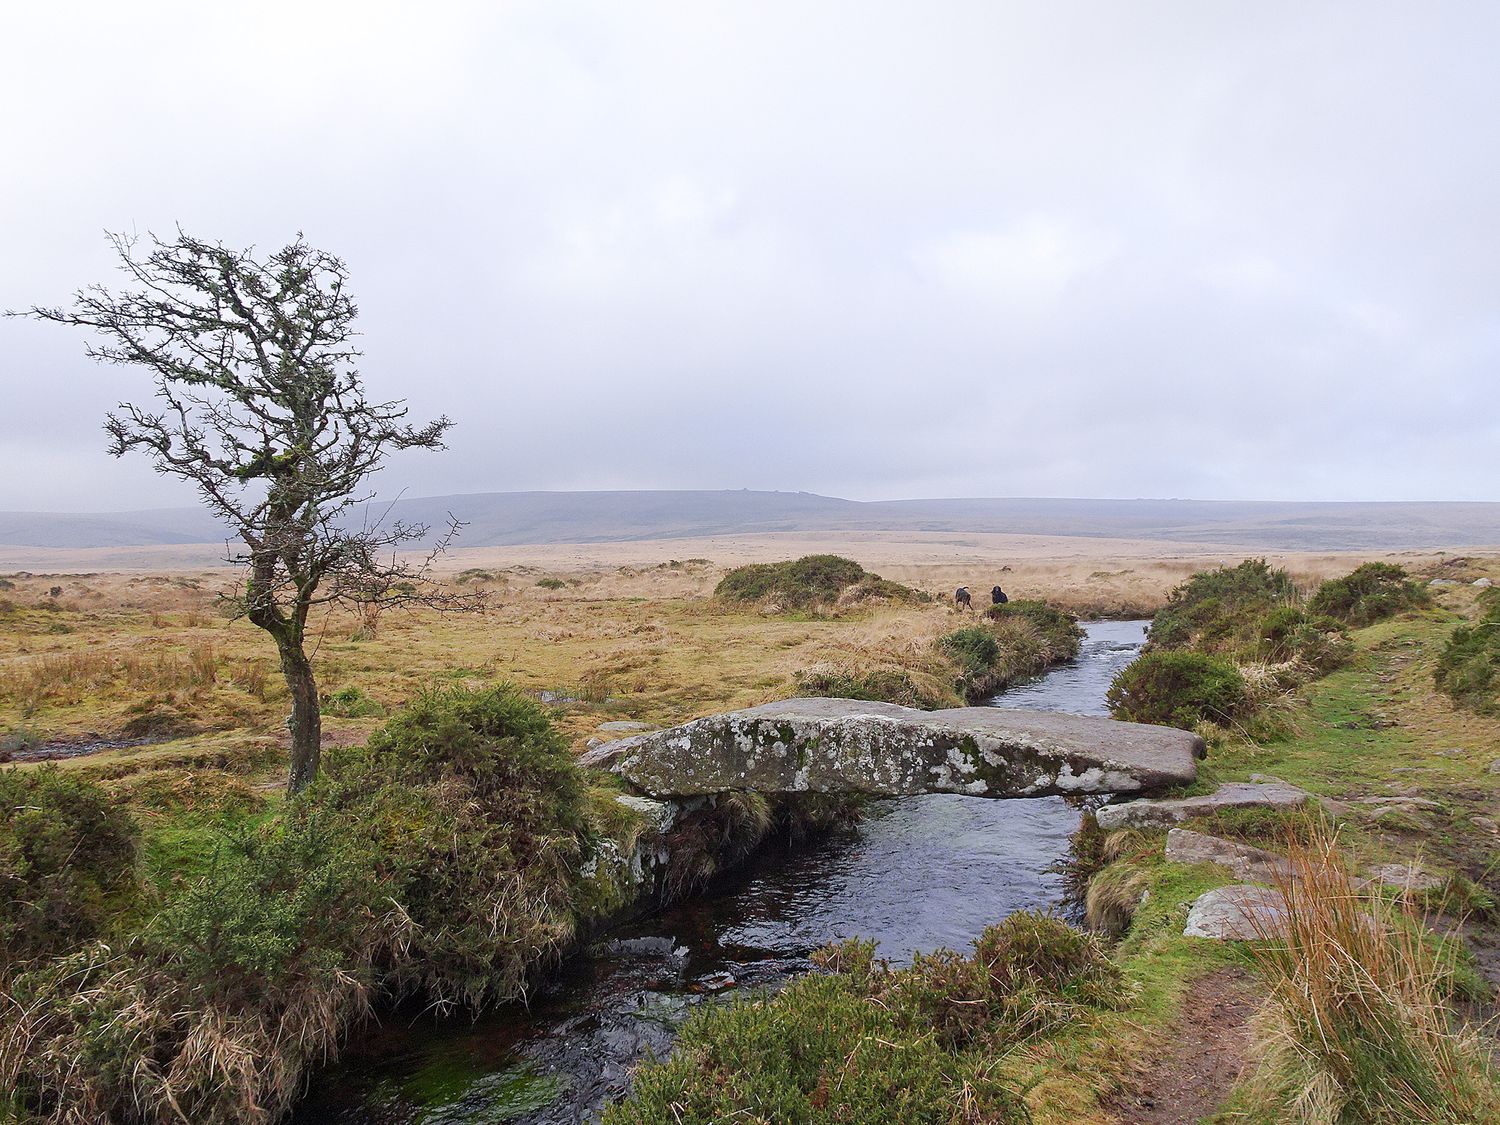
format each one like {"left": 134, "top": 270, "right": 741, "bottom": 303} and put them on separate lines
{"left": 1361, "top": 862, "right": 1443, "bottom": 893}
{"left": 1184, "top": 885, "right": 1289, "bottom": 940}
{"left": 578, "top": 697, "right": 1204, "bottom": 799}
{"left": 1165, "top": 828, "right": 1293, "bottom": 883}
{"left": 1096, "top": 780, "right": 1315, "bottom": 831}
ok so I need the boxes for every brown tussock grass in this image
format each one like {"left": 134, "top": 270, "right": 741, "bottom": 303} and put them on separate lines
{"left": 1243, "top": 827, "right": 1500, "bottom": 1123}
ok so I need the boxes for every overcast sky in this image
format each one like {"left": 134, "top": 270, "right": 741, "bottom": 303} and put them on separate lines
{"left": 1, "top": 1, "right": 1494, "bottom": 512}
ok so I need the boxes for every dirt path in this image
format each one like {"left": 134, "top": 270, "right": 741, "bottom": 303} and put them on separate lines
{"left": 1106, "top": 966, "right": 1257, "bottom": 1125}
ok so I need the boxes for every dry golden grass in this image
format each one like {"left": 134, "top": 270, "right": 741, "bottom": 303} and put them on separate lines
{"left": 0, "top": 541, "right": 1484, "bottom": 785}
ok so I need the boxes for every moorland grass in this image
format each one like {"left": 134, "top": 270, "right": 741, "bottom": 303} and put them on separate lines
{"left": 1235, "top": 830, "right": 1499, "bottom": 1124}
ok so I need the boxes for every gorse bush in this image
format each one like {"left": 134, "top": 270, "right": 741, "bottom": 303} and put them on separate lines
{"left": 2, "top": 684, "right": 597, "bottom": 1125}
{"left": 1308, "top": 562, "right": 1427, "bottom": 628}
{"left": 717, "top": 554, "right": 865, "bottom": 603}
{"left": 604, "top": 911, "right": 1127, "bottom": 1125}
{"left": 1433, "top": 589, "right": 1500, "bottom": 714}
{"left": 715, "top": 555, "right": 920, "bottom": 611}
{"left": 1149, "top": 559, "right": 1299, "bottom": 654}
{"left": 1106, "top": 649, "right": 1248, "bottom": 730}
{"left": 1255, "top": 606, "right": 1353, "bottom": 673}
{"left": 0, "top": 768, "right": 140, "bottom": 962}
{"left": 315, "top": 683, "right": 589, "bottom": 1009}
{"left": 1121, "top": 561, "right": 1394, "bottom": 740}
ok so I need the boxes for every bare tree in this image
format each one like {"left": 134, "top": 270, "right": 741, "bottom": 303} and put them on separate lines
{"left": 17, "top": 231, "right": 481, "bottom": 793}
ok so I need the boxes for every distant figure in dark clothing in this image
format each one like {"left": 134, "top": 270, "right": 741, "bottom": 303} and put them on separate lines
{"left": 991, "top": 585, "right": 1008, "bottom": 605}
{"left": 955, "top": 586, "right": 972, "bottom": 610}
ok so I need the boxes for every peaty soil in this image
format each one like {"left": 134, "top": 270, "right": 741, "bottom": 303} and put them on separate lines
{"left": 1105, "top": 966, "right": 1257, "bottom": 1125}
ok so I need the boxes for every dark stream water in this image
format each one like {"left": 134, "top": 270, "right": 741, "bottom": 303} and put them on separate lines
{"left": 294, "top": 620, "right": 1149, "bottom": 1125}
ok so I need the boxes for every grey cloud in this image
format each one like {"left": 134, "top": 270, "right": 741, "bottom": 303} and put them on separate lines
{"left": 1, "top": 0, "right": 1495, "bottom": 510}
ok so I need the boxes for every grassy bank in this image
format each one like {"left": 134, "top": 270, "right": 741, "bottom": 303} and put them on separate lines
{"left": 2, "top": 686, "right": 619, "bottom": 1122}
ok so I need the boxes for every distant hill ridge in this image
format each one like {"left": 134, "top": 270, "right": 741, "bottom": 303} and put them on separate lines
{"left": 2, "top": 490, "right": 1499, "bottom": 552}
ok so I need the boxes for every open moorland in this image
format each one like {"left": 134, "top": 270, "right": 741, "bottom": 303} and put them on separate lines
{"left": 0, "top": 535, "right": 1468, "bottom": 760}
{"left": 2, "top": 535, "right": 1498, "bottom": 1124}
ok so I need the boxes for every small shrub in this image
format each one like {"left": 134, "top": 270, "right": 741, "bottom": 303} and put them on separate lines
{"left": 1434, "top": 625, "right": 1498, "bottom": 714}
{"left": 939, "top": 626, "right": 1000, "bottom": 673}
{"left": 535, "top": 577, "right": 567, "bottom": 590}
{"left": 1255, "top": 606, "right": 1353, "bottom": 673}
{"left": 1106, "top": 650, "right": 1248, "bottom": 730}
{"left": 454, "top": 568, "right": 500, "bottom": 585}
{"left": 0, "top": 767, "right": 140, "bottom": 962}
{"left": 1433, "top": 594, "right": 1500, "bottom": 714}
{"left": 320, "top": 684, "right": 385, "bottom": 718}
{"left": 1308, "top": 562, "right": 1428, "bottom": 628}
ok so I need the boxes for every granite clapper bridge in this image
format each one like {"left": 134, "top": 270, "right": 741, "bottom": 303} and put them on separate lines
{"left": 578, "top": 698, "right": 1205, "bottom": 800}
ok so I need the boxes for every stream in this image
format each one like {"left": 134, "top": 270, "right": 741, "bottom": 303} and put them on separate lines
{"left": 294, "top": 619, "right": 1150, "bottom": 1124}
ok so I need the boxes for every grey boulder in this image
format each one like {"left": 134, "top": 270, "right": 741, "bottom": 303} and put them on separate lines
{"left": 1361, "top": 862, "right": 1442, "bottom": 893}
{"left": 1183, "top": 885, "right": 1289, "bottom": 940}
{"left": 1165, "top": 828, "right": 1293, "bottom": 883}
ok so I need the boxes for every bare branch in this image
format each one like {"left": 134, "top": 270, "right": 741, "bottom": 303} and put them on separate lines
{"left": 14, "top": 229, "right": 478, "bottom": 793}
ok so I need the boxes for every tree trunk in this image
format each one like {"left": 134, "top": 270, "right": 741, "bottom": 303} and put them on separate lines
{"left": 281, "top": 644, "right": 321, "bottom": 795}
